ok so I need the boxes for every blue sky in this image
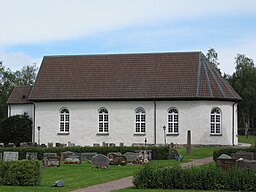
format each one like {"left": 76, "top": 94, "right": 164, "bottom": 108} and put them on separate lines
{"left": 0, "top": 0, "right": 256, "bottom": 75}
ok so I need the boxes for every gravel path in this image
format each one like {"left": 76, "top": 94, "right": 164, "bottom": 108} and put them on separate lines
{"left": 71, "top": 156, "right": 214, "bottom": 192}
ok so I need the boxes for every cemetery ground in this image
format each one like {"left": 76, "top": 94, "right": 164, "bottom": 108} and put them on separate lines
{"left": 0, "top": 136, "right": 254, "bottom": 192}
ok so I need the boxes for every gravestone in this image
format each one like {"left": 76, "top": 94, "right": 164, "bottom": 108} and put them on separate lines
{"left": 91, "top": 154, "right": 109, "bottom": 168}
{"left": 108, "top": 153, "right": 127, "bottom": 165}
{"left": 7, "top": 143, "right": 15, "bottom": 147}
{"left": 236, "top": 159, "right": 256, "bottom": 170}
{"left": 119, "top": 142, "right": 124, "bottom": 147}
{"left": 109, "top": 143, "right": 115, "bottom": 147}
{"left": 186, "top": 130, "right": 192, "bottom": 155}
{"left": 64, "top": 153, "right": 80, "bottom": 164}
{"left": 53, "top": 180, "right": 64, "bottom": 187}
{"left": 80, "top": 152, "right": 97, "bottom": 161}
{"left": 0, "top": 143, "right": 4, "bottom": 147}
{"left": 124, "top": 152, "right": 137, "bottom": 163}
{"left": 216, "top": 154, "right": 236, "bottom": 171}
{"left": 26, "top": 152, "right": 38, "bottom": 160}
{"left": 48, "top": 143, "right": 53, "bottom": 147}
{"left": 43, "top": 156, "right": 61, "bottom": 167}
{"left": 93, "top": 143, "right": 100, "bottom": 147}
{"left": 3, "top": 151, "right": 19, "bottom": 161}
{"left": 60, "top": 151, "right": 75, "bottom": 161}
{"left": 169, "top": 149, "right": 179, "bottom": 159}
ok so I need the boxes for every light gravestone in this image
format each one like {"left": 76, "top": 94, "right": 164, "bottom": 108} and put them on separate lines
{"left": 60, "top": 151, "right": 75, "bottom": 161}
{"left": 43, "top": 153, "right": 60, "bottom": 167}
{"left": 26, "top": 152, "right": 37, "bottom": 160}
{"left": 124, "top": 152, "right": 137, "bottom": 163}
{"left": 3, "top": 151, "right": 19, "bottom": 161}
{"left": 91, "top": 154, "right": 109, "bottom": 168}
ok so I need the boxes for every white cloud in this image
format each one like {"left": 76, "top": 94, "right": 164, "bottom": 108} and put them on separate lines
{"left": 0, "top": 51, "right": 41, "bottom": 71}
{"left": 1, "top": 0, "right": 256, "bottom": 46}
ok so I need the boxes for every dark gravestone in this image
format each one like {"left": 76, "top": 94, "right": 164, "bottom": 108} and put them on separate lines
{"left": 169, "top": 149, "right": 179, "bottom": 159}
{"left": 3, "top": 151, "right": 19, "bottom": 161}
{"left": 81, "top": 152, "right": 97, "bottom": 161}
{"left": 108, "top": 153, "right": 127, "bottom": 165}
{"left": 186, "top": 130, "right": 192, "bottom": 155}
{"left": 216, "top": 154, "right": 236, "bottom": 171}
{"left": 44, "top": 153, "right": 57, "bottom": 158}
{"left": 26, "top": 152, "right": 37, "bottom": 160}
{"left": 60, "top": 151, "right": 75, "bottom": 161}
{"left": 236, "top": 159, "right": 256, "bottom": 170}
{"left": 91, "top": 154, "right": 109, "bottom": 168}
{"left": 124, "top": 152, "right": 137, "bottom": 163}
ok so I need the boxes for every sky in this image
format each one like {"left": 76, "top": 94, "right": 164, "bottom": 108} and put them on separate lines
{"left": 0, "top": 0, "right": 256, "bottom": 75}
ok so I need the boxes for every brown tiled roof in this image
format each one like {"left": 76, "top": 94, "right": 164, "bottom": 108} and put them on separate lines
{"left": 7, "top": 85, "right": 33, "bottom": 104}
{"left": 28, "top": 52, "right": 241, "bottom": 101}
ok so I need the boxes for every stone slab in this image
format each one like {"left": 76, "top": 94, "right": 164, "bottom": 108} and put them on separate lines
{"left": 3, "top": 151, "right": 19, "bottom": 161}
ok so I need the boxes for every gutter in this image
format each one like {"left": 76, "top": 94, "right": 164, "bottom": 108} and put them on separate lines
{"left": 232, "top": 102, "right": 237, "bottom": 146}
{"left": 32, "top": 103, "right": 36, "bottom": 144}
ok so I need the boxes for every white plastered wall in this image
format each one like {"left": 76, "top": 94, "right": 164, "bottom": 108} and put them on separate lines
{"left": 34, "top": 100, "right": 238, "bottom": 147}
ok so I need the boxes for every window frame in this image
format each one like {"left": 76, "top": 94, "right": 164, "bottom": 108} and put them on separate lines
{"left": 98, "top": 107, "right": 109, "bottom": 134}
{"left": 134, "top": 107, "right": 146, "bottom": 134}
{"left": 210, "top": 107, "right": 222, "bottom": 135}
{"left": 167, "top": 107, "right": 179, "bottom": 135}
{"left": 59, "top": 108, "right": 70, "bottom": 133}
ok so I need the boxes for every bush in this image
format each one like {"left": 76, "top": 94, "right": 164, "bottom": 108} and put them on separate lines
{"left": 0, "top": 145, "right": 169, "bottom": 160}
{"left": 133, "top": 163, "right": 256, "bottom": 191}
{"left": 0, "top": 160, "right": 41, "bottom": 186}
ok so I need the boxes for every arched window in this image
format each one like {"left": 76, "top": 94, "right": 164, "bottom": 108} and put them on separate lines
{"left": 60, "top": 108, "right": 70, "bottom": 132}
{"left": 99, "top": 108, "right": 108, "bottom": 133}
{"left": 168, "top": 108, "right": 178, "bottom": 134}
{"left": 135, "top": 107, "right": 146, "bottom": 133}
{"left": 210, "top": 108, "right": 221, "bottom": 134}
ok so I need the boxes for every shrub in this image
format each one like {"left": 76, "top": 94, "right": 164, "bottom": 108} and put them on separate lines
{"left": 0, "top": 160, "right": 41, "bottom": 186}
{"left": 133, "top": 163, "right": 256, "bottom": 191}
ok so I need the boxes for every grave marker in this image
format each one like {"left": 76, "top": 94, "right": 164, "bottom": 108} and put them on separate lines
{"left": 91, "top": 154, "right": 109, "bottom": 168}
{"left": 124, "top": 152, "right": 137, "bottom": 163}
{"left": 26, "top": 152, "right": 38, "bottom": 160}
{"left": 3, "top": 151, "right": 19, "bottom": 161}
{"left": 80, "top": 152, "right": 97, "bottom": 161}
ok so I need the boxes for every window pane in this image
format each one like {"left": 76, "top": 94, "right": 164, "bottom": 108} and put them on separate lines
{"left": 141, "top": 115, "right": 145, "bottom": 122}
{"left": 104, "top": 123, "right": 108, "bottom": 132}
{"left": 99, "top": 123, "right": 103, "bottom": 132}
{"left": 216, "top": 115, "right": 220, "bottom": 122}
{"left": 141, "top": 123, "right": 145, "bottom": 132}
{"left": 65, "top": 123, "right": 69, "bottom": 132}
{"left": 60, "top": 115, "right": 64, "bottom": 121}
{"left": 65, "top": 115, "right": 69, "bottom": 121}
{"left": 136, "top": 123, "right": 140, "bottom": 132}
{"left": 136, "top": 115, "right": 140, "bottom": 122}
{"left": 210, "top": 123, "right": 215, "bottom": 133}
{"left": 174, "top": 115, "right": 178, "bottom": 122}
{"left": 99, "top": 115, "right": 103, "bottom": 121}
{"left": 60, "top": 123, "right": 64, "bottom": 132}
{"left": 174, "top": 123, "right": 178, "bottom": 132}
{"left": 211, "top": 115, "right": 215, "bottom": 122}
{"left": 104, "top": 115, "right": 108, "bottom": 122}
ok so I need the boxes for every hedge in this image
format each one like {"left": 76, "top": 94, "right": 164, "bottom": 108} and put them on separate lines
{"left": 0, "top": 160, "right": 41, "bottom": 186}
{"left": 133, "top": 163, "right": 256, "bottom": 191}
{"left": 0, "top": 145, "right": 169, "bottom": 160}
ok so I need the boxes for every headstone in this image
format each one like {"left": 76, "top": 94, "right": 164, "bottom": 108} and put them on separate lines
{"left": 93, "top": 143, "right": 100, "bottom": 147}
{"left": 20, "top": 142, "right": 28, "bottom": 147}
{"left": 109, "top": 143, "right": 115, "bottom": 147}
{"left": 102, "top": 142, "right": 108, "bottom": 147}
{"left": 56, "top": 143, "right": 63, "bottom": 147}
{"left": 53, "top": 180, "right": 64, "bottom": 187}
{"left": 80, "top": 152, "right": 97, "bottom": 161}
{"left": 26, "top": 152, "right": 38, "bottom": 160}
{"left": 64, "top": 153, "right": 80, "bottom": 164}
{"left": 7, "top": 143, "right": 15, "bottom": 147}
{"left": 124, "top": 152, "right": 138, "bottom": 163}
{"left": 119, "top": 142, "right": 124, "bottom": 147}
{"left": 0, "top": 143, "right": 4, "bottom": 147}
{"left": 43, "top": 156, "right": 61, "bottom": 167}
{"left": 91, "top": 154, "right": 109, "bottom": 168}
{"left": 3, "top": 151, "right": 19, "bottom": 161}
{"left": 236, "top": 159, "right": 256, "bottom": 170}
{"left": 60, "top": 151, "right": 75, "bottom": 161}
{"left": 216, "top": 154, "right": 235, "bottom": 171}
{"left": 186, "top": 130, "right": 192, "bottom": 155}
{"left": 218, "top": 154, "right": 232, "bottom": 159}
{"left": 169, "top": 149, "right": 179, "bottom": 159}
{"left": 108, "top": 153, "right": 127, "bottom": 165}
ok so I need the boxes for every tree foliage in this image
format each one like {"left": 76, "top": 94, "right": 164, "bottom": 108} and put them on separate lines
{"left": 0, "top": 62, "right": 37, "bottom": 119}
{"left": 206, "top": 48, "right": 220, "bottom": 71}
{"left": 227, "top": 54, "right": 256, "bottom": 130}
{"left": 0, "top": 115, "right": 32, "bottom": 146}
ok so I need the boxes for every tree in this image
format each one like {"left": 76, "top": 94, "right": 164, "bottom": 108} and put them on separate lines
{"left": 227, "top": 54, "right": 256, "bottom": 130}
{"left": 0, "top": 62, "right": 38, "bottom": 120}
{"left": 206, "top": 48, "right": 220, "bottom": 71}
{"left": 0, "top": 114, "right": 32, "bottom": 146}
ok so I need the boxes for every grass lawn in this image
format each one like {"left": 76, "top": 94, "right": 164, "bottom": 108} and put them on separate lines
{"left": 238, "top": 135, "right": 256, "bottom": 146}
{"left": 0, "top": 147, "right": 219, "bottom": 191}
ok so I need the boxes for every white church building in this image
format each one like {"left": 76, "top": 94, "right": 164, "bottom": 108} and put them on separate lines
{"left": 7, "top": 52, "right": 241, "bottom": 147}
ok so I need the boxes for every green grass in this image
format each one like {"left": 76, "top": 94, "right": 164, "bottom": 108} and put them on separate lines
{"left": 177, "top": 147, "right": 218, "bottom": 159}
{"left": 239, "top": 135, "right": 256, "bottom": 146}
